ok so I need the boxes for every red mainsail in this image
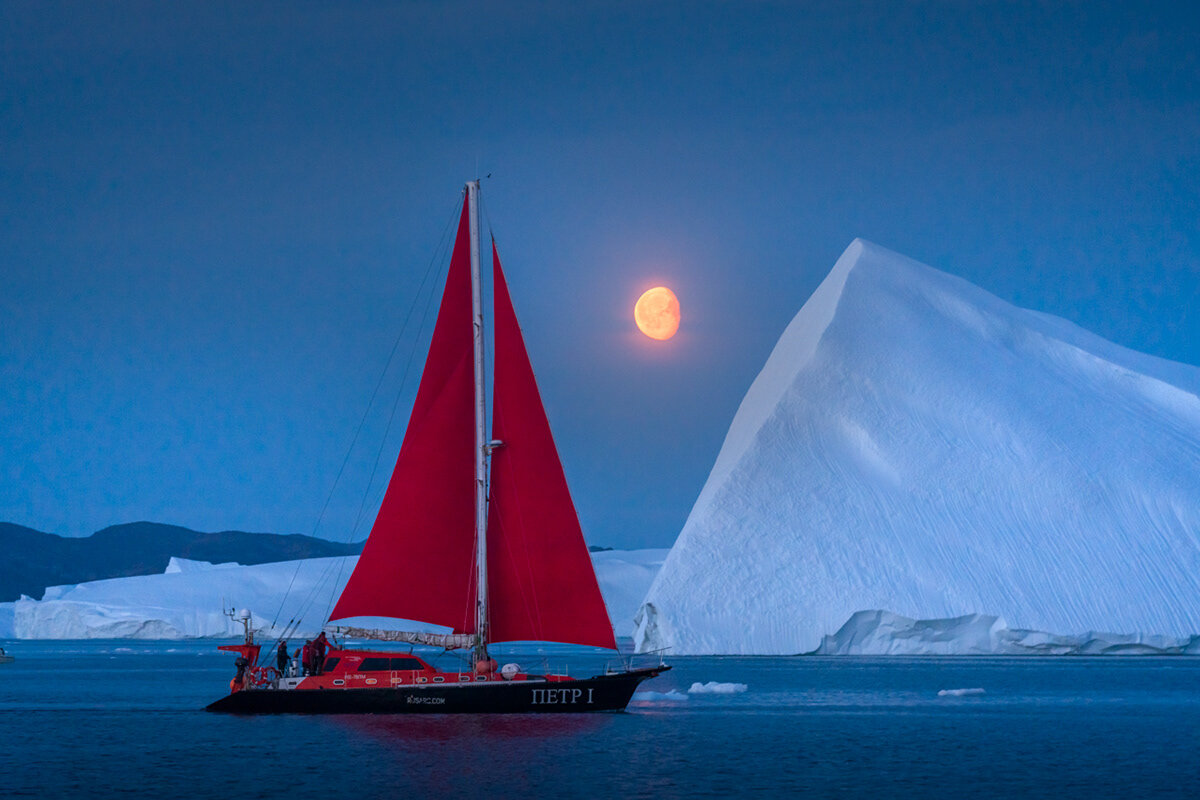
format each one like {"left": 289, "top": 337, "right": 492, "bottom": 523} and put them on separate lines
{"left": 328, "top": 197, "right": 478, "bottom": 633}
{"left": 485, "top": 243, "right": 618, "bottom": 650}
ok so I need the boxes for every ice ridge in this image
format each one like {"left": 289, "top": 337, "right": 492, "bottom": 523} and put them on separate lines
{"left": 635, "top": 239, "right": 1200, "bottom": 655}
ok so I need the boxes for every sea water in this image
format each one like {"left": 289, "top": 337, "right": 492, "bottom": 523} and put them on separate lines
{"left": 1, "top": 640, "right": 1198, "bottom": 798}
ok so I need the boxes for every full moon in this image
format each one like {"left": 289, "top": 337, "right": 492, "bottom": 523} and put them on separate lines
{"left": 634, "top": 286, "right": 680, "bottom": 340}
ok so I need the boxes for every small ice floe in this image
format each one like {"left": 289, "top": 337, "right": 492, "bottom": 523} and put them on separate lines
{"left": 688, "top": 681, "right": 748, "bottom": 695}
{"left": 937, "top": 687, "right": 985, "bottom": 697}
{"left": 632, "top": 690, "right": 689, "bottom": 702}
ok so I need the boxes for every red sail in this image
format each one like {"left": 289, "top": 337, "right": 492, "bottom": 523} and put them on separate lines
{"left": 486, "top": 244, "right": 618, "bottom": 650}
{"left": 329, "top": 197, "right": 477, "bottom": 633}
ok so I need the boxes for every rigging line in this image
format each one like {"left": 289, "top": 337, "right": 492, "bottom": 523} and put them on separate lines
{"left": 270, "top": 273, "right": 437, "bottom": 632}
{"left": 330, "top": 197, "right": 461, "bottom": 552}
{"left": 348, "top": 259, "right": 444, "bottom": 538}
{"left": 290, "top": 455, "right": 388, "bottom": 635}
{"left": 317, "top": 226, "right": 455, "bottom": 624}
{"left": 300, "top": 225, "right": 456, "bottom": 630}
{"left": 258, "top": 619, "right": 296, "bottom": 667}
{"left": 346, "top": 197, "right": 457, "bottom": 542}
{"left": 311, "top": 198, "right": 463, "bottom": 626}
{"left": 478, "top": 189, "right": 491, "bottom": 243}
{"left": 268, "top": 196, "right": 463, "bottom": 630}
{"left": 462, "top": 531, "right": 479, "bottom": 637}
{"left": 287, "top": 555, "right": 351, "bottom": 638}
{"left": 261, "top": 556, "right": 342, "bottom": 664}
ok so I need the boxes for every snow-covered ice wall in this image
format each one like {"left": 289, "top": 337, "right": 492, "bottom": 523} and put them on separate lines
{"left": 8, "top": 557, "right": 354, "bottom": 639}
{"left": 0, "top": 550, "right": 668, "bottom": 640}
{"left": 635, "top": 239, "right": 1200, "bottom": 655}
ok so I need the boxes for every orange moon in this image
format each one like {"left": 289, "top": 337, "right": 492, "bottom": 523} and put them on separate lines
{"left": 634, "top": 286, "right": 680, "bottom": 340}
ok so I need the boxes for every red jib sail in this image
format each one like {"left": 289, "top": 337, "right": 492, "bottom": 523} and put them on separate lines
{"left": 486, "top": 243, "right": 618, "bottom": 650}
{"left": 328, "top": 197, "right": 478, "bottom": 633}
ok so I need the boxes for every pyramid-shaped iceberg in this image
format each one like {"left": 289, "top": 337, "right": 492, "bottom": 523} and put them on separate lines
{"left": 635, "top": 240, "right": 1200, "bottom": 655}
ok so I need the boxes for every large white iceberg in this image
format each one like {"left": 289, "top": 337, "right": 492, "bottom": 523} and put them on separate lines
{"left": 635, "top": 239, "right": 1200, "bottom": 655}
{"left": 0, "top": 549, "right": 667, "bottom": 640}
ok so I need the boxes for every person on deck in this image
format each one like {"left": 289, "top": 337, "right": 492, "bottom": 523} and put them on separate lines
{"left": 301, "top": 641, "right": 313, "bottom": 676}
{"left": 276, "top": 640, "right": 288, "bottom": 675}
{"left": 232, "top": 656, "right": 249, "bottom": 693}
{"left": 312, "top": 632, "right": 329, "bottom": 675}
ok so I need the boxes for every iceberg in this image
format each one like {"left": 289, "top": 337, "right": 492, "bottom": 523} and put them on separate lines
{"left": 815, "top": 610, "right": 1200, "bottom": 656}
{"left": 688, "top": 681, "right": 748, "bottom": 694}
{"left": 590, "top": 548, "right": 670, "bottom": 637}
{"left": 0, "top": 549, "right": 667, "bottom": 640}
{"left": 636, "top": 239, "right": 1200, "bottom": 655}
{"left": 7, "top": 556, "right": 355, "bottom": 639}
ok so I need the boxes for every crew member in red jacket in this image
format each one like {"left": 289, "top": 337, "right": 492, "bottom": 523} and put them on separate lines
{"left": 312, "top": 632, "right": 329, "bottom": 675}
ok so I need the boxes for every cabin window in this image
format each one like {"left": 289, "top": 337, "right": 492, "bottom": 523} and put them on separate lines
{"left": 359, "top": 657, "right": 392, "bottom": 672}
{"left": 390, "top": 657, "right": 424, "bottom": 671}
{"left": 433, "top": 676, "right": 444, "bottom": 683}
{"left": 458, "top": 675, "right": 470, "bottom": 682}
{"left": 322, "top": 658, "right": 340, "bottom": 673}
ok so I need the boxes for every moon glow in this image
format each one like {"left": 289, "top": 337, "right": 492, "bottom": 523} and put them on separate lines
{"left": 634, "top": 286, "right": 680, "bottom": 340}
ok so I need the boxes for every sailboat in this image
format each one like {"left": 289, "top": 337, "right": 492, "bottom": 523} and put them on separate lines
{"left": 207, "top": 181, "right": 668, "bottom": 713}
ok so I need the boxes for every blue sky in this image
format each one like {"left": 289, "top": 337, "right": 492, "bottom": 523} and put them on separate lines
{"left": 2, "top": 1, "right": 1197, "bottom": 548}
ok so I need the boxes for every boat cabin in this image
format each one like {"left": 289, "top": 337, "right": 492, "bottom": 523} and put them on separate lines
{"left": 294, "top": 648, "right": 571, "bottom": 691}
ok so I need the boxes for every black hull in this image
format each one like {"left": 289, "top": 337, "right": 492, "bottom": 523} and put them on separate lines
{"left": 206, "top": 666, "right": 668, "bottom": 714}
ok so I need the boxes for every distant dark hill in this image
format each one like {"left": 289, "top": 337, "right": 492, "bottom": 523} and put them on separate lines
{"left": 0, "top": 521, "right": 364, "bottom": 602}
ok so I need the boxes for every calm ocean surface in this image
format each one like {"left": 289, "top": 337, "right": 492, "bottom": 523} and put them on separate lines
{"left": 1, "top": 640, "right": 1198, "bottom": 798}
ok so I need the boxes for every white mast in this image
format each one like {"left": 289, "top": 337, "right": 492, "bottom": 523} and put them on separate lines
{"left": 466, "top": 180, "right": 489, "bottom": 664}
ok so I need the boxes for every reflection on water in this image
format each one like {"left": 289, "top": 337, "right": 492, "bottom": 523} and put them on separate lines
{"left": 332, "top": 709, "right": 614, "bottom": 744}
{"left": 2, "top": 642, "right": 1200, "bottom": 798}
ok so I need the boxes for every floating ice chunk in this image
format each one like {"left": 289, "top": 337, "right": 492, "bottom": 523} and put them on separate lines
{"left": 632, "top": 690, "right": 689, "bottom": 702}
{"left": 938, "top": 688, "right": 985, "bottom": 697}
{"left": 688, "top": 681, "right": 748, "bottom": 694}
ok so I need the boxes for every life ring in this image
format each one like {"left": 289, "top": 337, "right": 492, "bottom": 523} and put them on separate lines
{"left": 249, "top": 666, "right": 279, "bottom": 688}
